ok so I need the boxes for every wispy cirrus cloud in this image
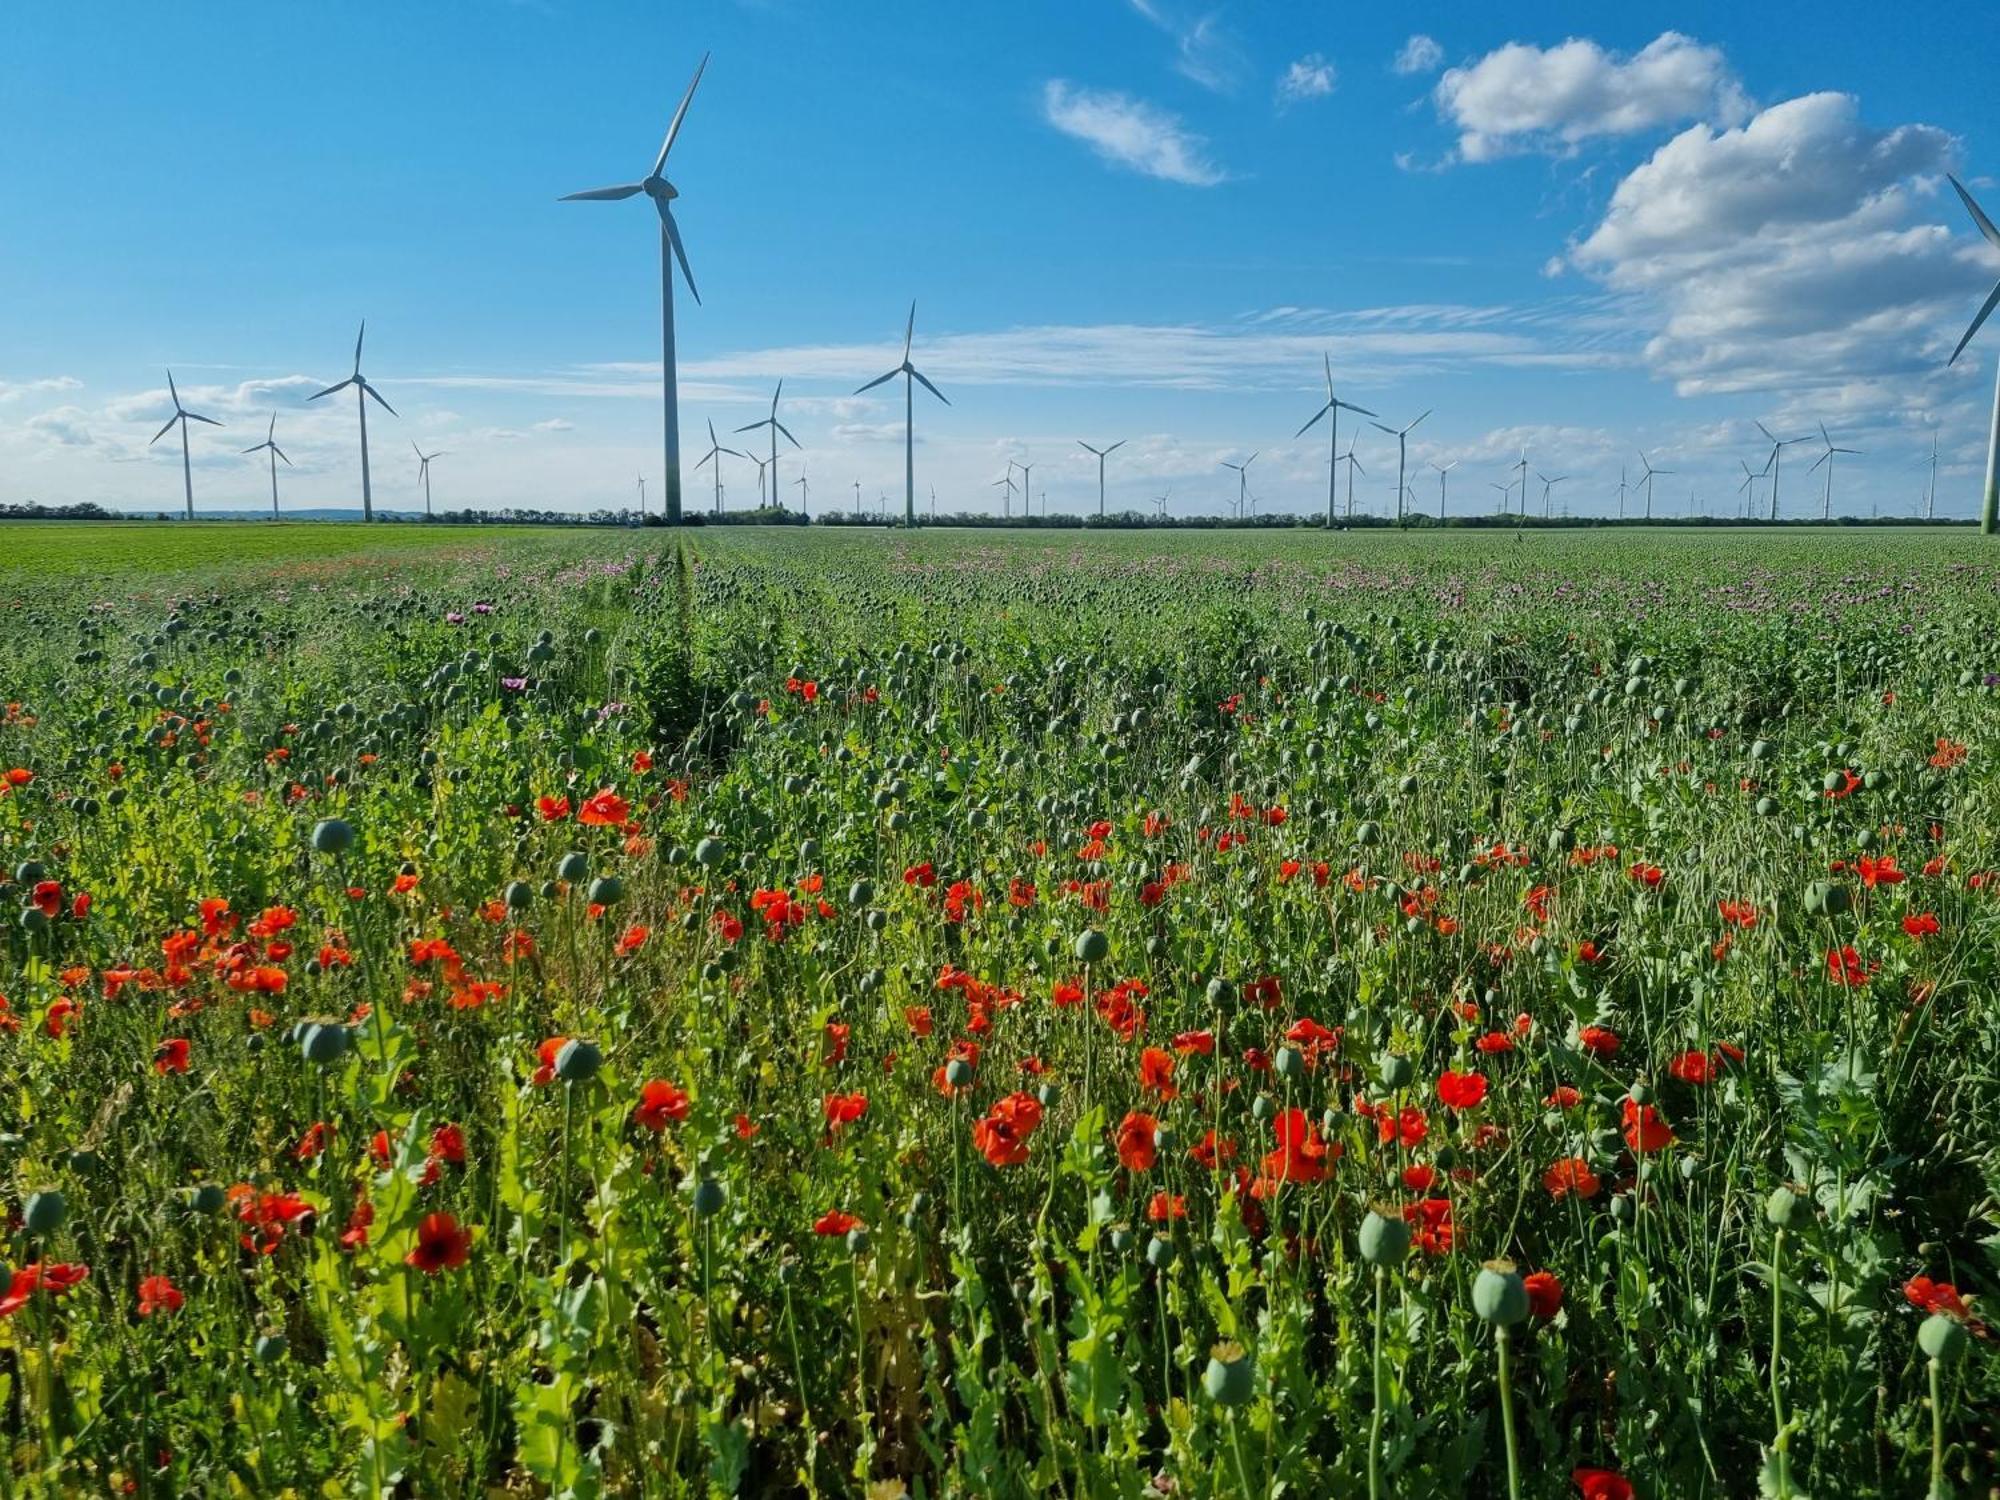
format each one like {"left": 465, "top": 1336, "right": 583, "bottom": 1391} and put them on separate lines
{"left": 1393, "top": 35, "right": 1443, "bottom": 77}
{"left": 1276, "top": 54, "right": 1335, "bottom": 108}
{"left": 1127, "top": 1, "right": 1245, "bottom": 92}
{"left": 1042, "top": 80, "right": 1226, "bottom": 187}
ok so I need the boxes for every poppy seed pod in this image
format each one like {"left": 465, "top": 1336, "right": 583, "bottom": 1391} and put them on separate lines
{"left": 1202, "top": 1342, "right": 1255, "bottom": 1407}
{"left": 504, "top": 880, "right": 534, "bottom": 911}
{"left": 23, "top": 1191, "right": 66, "bottom": 1236}
{"left": 587, "top": 875, "right": 623, "bottom": 906}
{"left": 301, "top": 1023, "right": 351, "bottom": 1067}
{"left": 1274, "top": 1046, "right": 1306, "bottom": 1080}
{"left": 1378, "top": 1053, "right": 1415, "bottom": 1089}
{"left": 1146, "top": 1235, "right": 1178, "bottom": 1270}
{"left": 555, "top": 1038, "right": 603, "bottom": 1083}
{"left": 691, "top": 1179, "right": 725, "bottom": 1217}
{"left": 1917, "top": 1313, "right": 1967, "bottom": 1364}
{"left": 1073, "top": 928, "right": 1109, "bottom": 964}
{"left": 189, "top": 1183, "right": 227, "bottom": 1215}
{"left": 557, "top": 852, "right": 590, "bottom": 884}
{"left": 845, "top": 1226, "right": 870, "bottom": 1255}
{"left": 1206, "top": 977, "right": 1236, "bottom": 1006}
{"left": 1472, "top": 1260, "right": 1530, "bottom": 1325}
{"left": 945, "top": 1058, "right": 975, "bottom": 1090}
{"left": 1358, "top": 1208, "right": 1411, "bottom": 1267}
{"left": 694, "top": 838, "right": 724, "bottom": 869}
{"left": 311, "top": 818, "right": 355, "bottom": 856}
{"left": 1765, "top": 1186, "right": 1804, "bottom": 1229}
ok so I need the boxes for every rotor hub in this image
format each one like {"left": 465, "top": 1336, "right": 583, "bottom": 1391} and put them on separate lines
{"left": 644, "top": 176, "right": 678, "bottom": 201}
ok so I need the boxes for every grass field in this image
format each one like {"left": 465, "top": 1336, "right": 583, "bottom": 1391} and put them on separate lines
{"left": 0, "top": 522, "right": 1994, "bottom": 1497}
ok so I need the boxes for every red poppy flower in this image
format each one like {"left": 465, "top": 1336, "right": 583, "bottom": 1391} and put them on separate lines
{"left": 1621, "top": 1097, "right": 1675, "bottom": 1153}
{"left": 1905, "top": 1275, "right": 1971, "bottom": 1320}
{"left": 1258, "top": 1108, "right": 1331, "bottom": 1189}
{"left": 153, "top": 1037, "right": 191, "bottom": 1075}
{"left": 405, "top": 1212, "right": 472, "bottom": 1274}
{"left": 1401, "top": 1197, "right": 1453, "bottom": 1256}
{"left": 1903, "top": 912, "right": 1940, "bottom": 940}
{"left": 615, "top": 924, "right": 649, "bottom": 956}
{"left": 1436, "top": 1070, "right": 1487, "bottom": 1111}
{"left": 532, "top": 1036, "right": 568, "bottom": 1087}
{"left": 972, "top": 1091, "right": 1044, "bottom": 1167}
{"left": 1524, "top": 1270, "right": 1563, "bottom": 1319}
{"left": 1543, "top": 1157, "right": 1601, "bottom": 1199}
{"left": 1577, "top": 1026, "right": 1620, "bottom": 1058}
{"left": 823, "top": 1092, "right": 869, "bottom": 1130}
{"left": 1825, "top": 946, "right": 1875, "bottom": 988}
{"left": 1147, "top": 1190, "right": 1187, "bottom": 1221}
{"left": 1116, "top": 1110, "right": 1159, "bottom": 1172}
{"left": 1573, "top": 1470, "right": 1634, "bottom": 1500}
{"left": 813, "top": 1209, "right": 861, "bottom": 1237}
{"left": 1667, "top": 1049, "right": 1716, "bottom": 1086}
{"left": 136, "top": 1274, "right": 183, "bottom": 1318}
{"left": 576, "top": 788, "right": 630, "bottom": 827}
{"left": 1139, "top": 1046, "right": 1178, "bottom": 1099}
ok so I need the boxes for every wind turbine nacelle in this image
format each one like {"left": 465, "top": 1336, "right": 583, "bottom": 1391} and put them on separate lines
{"left": 645, "top": 176, "right": 679, "bottom": 201}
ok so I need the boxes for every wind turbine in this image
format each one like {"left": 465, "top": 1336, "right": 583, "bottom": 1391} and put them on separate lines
{"left": 560, "top": 52, "right": 709, "bottom": 526}
{"left": 752, "top": 456, "right": 771, "bottom": 508}
{"left": 855, "top": 301, "right": 948, "bottom": 527}
{"left": 1295, "top": 354, "right": 1377, "bottom": 526}
{"left": 735, "top": 380, "right": 800, "bottom": 511}
{"left": 1536, "top": 471, "right": 1566, "bottom": 518}
{"left": 694, "top": 419, "right": 745, "bottom": 515}
{"left": 990, "top": 473, "right": 1015, "bottom": 517}
{"left": 1613, "top": 464, "right": 1629, "bottom": 519}
{"left": 1221, "top": 453, "right": 1257, "bottom": 519}
{"left": 149, "top": 371, "right": 222, "bottom": 520}
{"left": 1151, "top": 486, "right": 1171, "bottom": 519}
{"left": 1512, "top": 447, "right": 1530, "bottom": 518}
{"left": 1809, "top": 422, "right": 1861, "bottom": 518}
{"left": 1487, "top": 481, "right": 1511, "bottom": 514}
{"left": 1078, "top": 438, "right": 1125, "bottom": 518}
{"left": 1011, "top": 459, "right": 1033, "bottom": 519}
{"left": 794, "top": 469, "right": 810, "bottom": 515}
{"left": 930, "top": 482, "right": 936, "bottom": 520}
{"left": 1336, "top": 438, "right": 1366, "bottom": 520}
{"left": 1429, "top": 459, "right": 1458, "bottom": 521}
{"left": 1369, "top": 411, "right": 1429, "bottom": 527}
{"left": 1737, "top": 456, "right": 1769, "bottom": 518}
{"left": 1754, "top": 420, "right": 1812, "bottom": 521}
{"left": 1945, "top": 174, "right": 2000, "bottom": 532}
{"left": 1636, "top": 450, "right": 1674, "bottom": 519}
{"left": 411, "top": 442, "right": 447, "bottom": 519}
{"left": 309, "top": 322, "right": 396, "bottom": 522}
{"left": 240, "top": 413, "right": 290, "bottom": 521}
{"left": 1915, "top": 430, "right": 1941, "bottom": 519}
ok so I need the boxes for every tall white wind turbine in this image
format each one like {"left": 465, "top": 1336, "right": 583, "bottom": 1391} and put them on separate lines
{"left": 1636, "top": 450, "right": 1674, "bottom": 519}
{"left": 1369, "top": 411, "right": 1429, "bottom": 526}
{"left": 561, "top": 52, "right": 710, "bottom": 526}
{"left": 1536, "top": 471, "right": 1567, "bottom": 517}
{"left": 241, "top": 412, "right": 290, "bottom": 521}
{"left": 1221, "top": 453, "right": 1257, "bottom": 518}
{"left": 735, "top": 380, "right": 800, "bottom": 512}
{"left": 411, "top": 442, "right": 448, "bottom": 518}
{"left": 1754, "top": 420, "right": 1811, "bottom": 522}
{"left": 855, "top": 301, "right": 948, "bottom": 527}
{"left": 1809, "top": 422, "right": 1861, "bottom": 518}
{"left": 990, "top": 473, "right": 1015, "bottom": 518}
{"left": 1337, "top": 438, "right": 1365, "bottom": 520}
{"left": 1295, "top": 354, "right": 1377, "bottom": 526}
{"left": 1078, "top": 438, "right": 1126, "bottom": 518}
{"left": 149, "top": 371, "right": 223, "bottom": 521}
{"left": 309, "top": 322, "right": 397, "bottom": 522}
{"left": 1429, "top": 459, "right": 1458, "bottom": 521}
{"left": 1946, "top": 175, "right": 2000, "bottom": 533}
{"left": 696, "top": 420, "right": 748, "bottom": 514}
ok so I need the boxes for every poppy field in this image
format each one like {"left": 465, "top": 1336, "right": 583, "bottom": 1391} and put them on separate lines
{"left": 1, "top": 523, "right": 1997, "bottom": 1498}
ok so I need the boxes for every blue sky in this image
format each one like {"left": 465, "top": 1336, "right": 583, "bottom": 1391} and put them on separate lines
{"left": 5, "top": 1, "right": 2000, "bottom": 519}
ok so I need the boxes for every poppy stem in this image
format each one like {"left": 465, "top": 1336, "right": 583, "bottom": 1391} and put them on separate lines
{"left": 1927, "top": 1355, "right": 1946, "bottom": 1500}
{"left": 1496, "top": 1325, "right": 1521, "bottom": 1500}
{"left": 1770, "top": 1226, "right": 1791, "bottom": 1500}
{"left": 1227, "top": 1407, "right": 1258, "bottom": 1499}
{"left": 1369, "top": 1265, "right": 1387, "bottom": 1500}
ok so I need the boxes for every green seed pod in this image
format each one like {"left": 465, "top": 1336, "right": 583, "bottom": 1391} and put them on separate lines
{"left": 1378, "top": 1054, "right": 1415, "bottom": 1089}
{"left": 310, "top": 818, "right": 355, "bottom": 856}
{"left": 586, "top": 875, "right": 623, "bottom": 906}
{"left": 694, "top": 837, "right": 724, "bottom": 869}
{"left": 1274, "top": 1046, "right": 1306, "bottom": 1081}
{"left": 23, "top": 1191, "right": 66, "bottom": 1236}
{"left": 253, "top": 1332, "right": 289, "bottom": 1363}
{"left": 1202, "top": 1343, "right": 1255, "bottom": 1406}
{"left": 557, "top": 851, "right": 590, "bottom": 884}
{"left": 945, "top": 1058, "right": 975, "bottom": 1089}
{"left": 691, "top": 1179, "right": 726, "bottom": 1217}
{"left": 1073, "top": 928, "right": 1109, "bottom": 964}
{"left": 1355, "top": 821, "right": 1382, "bottom": 847}
{"left": 301, "top": 1023, "right": 351, "bottom": 1066}
{"left": 1804, "top": 881, "right": 1851, "bottom": 917}
{"left": 189, "top": 1183, "right": 227, "bottom": 1215}
{"left": 1146, "top": 1235, "right": 1178, "bottom": 1270}
{"left": 1755, "top": 796, "right": 1779, "bottom": 817}
{"left": 848, "top": 879, "right": 875, "bottom": 907}
{"left": 1472, "top": 1260, "right": 1529, "bottom": 1325}
{"left": 845, "top": 1226, "right": 870, "bottom": 1255}
{"left": 1205, "top": 977, "right": 1236, "bottom": 1006}
{"left": 555, "top": 1038, "right": 603, "bottom": 1083}
{"left": 1917, "top": 1313, "right": 1967, "bottom": 1365}
{"left": 504, "top": 880, "right": 535, "bottom": 911}
{"left": 1764, "top": 1186, "right": 1804, "bottom": 1229}
{"left": 1358, "top": 1208, "right": 1411, "bottom": 1267}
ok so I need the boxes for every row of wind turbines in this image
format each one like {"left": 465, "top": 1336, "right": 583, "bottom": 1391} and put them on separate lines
{"left": 145, "top": 45, "right": 2000, "bottom": 534}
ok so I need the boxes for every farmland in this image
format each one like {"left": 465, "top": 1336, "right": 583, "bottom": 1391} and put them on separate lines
{"left": 0, "top": 523, "right": 1995, "bottom": 1497}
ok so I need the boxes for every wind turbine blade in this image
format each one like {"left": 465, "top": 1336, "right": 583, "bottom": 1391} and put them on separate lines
{"left": 1948, "top": 278, "right": 2000, "bottom": 366}
{"left": 732, "top": 420, "right": 767, "bottom": 434}
{"left": 151, "top": 416, "right": 178, "bottom": 446}
{"left": 903, "top": 301, "right": 916, "bottom": 363}
{"left": 1295, "top": 404, "right": 1331, "bottom": 438}
{"left": 1810, "top": 451, "right": 1830, "bottom": 471}
{"left": 654, "top": 51, "right": 710, "bottom": 174}
{"left": 1246, "top": 452, "right": 1258, "bottom": 465}
{"left": 413, "top": 440, "right": 424, "bottom": 460}
{"left": 720, "top": 446, "right": 747, "bottom": 459}
{"left": 1335, "top": 399, "right": 1379, "bottom": 417}
{"left": 365, "top": 384, "right": 397, "bottom": 417}
{"left": 354, "top": 321, "right": 366, "bottom": 375}
{"left": 185, "top": 412, "right": 223, "bottom": 427}
{"left": 1078, "top": 440, "right": 1098, "bottom": 455}
{"left": 1754, "top": 421, "right": 1779, "bottom": 445}
{"left": 242, "top": 443, "right": 263, "bottom": 455}
{"left": 707, "top": 419, "right": 719, "bottom": 444}
{"left": 1105, "top": 440, "right": 1124, "bottom": 455}
{"left": 1406, "top": 410, "right": 1431, "bottom": 433}
{"left": 854, "top": 369, "right": 899, "bottom": 395}
{"left": 273, "top": 447, "right": 291, "bottom": 466}
{"left": 310, "top": 378, "right": 353, "bottom": 401}
{"left": 661, "top": 208, "right": 700, "bottom": 304}
{"left": 774, "top": 421, "right": 801, "bottom": 448}
{"left": 1369, "top": 422, "right": 1397, "bottom": 436}
{"left": 166, "top": 369, "right": 181, "bottom": 408}
{"left": 694, "top": 450, "right": 715, "bottom": 472}
{"left": 1351, "top": 457, "right": 1366, "bottom": 476}
{"left": 1819, "top": 422, "right": 1832, "bottom": 446}
{"left": 1948, "top": 173, "right": 2000, "bottom": 250}
{"left": 909, "top": 367, "right": 949, "bottom": 405}
{"left": 561, "top": 183, "right": 645, "bottom": 201}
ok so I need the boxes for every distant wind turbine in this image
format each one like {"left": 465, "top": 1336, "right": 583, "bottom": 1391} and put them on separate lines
{"left": 1737, "top": 456, "right": 1769, "bottom": 518}
{"left": 1487, "top": 481, "right": 1511, "bottom": 513}
{"left": 1369, "top": 411, "right": 1429, "bottom": 526}
{"left": 1947, "top": 175, "right": 2000, "bottom": 533}
{"left": 1636, "top": 450, "right": 1674, "bottom": 519}
{"left": 1011, "top": 459, "right": 1033, "bottom": 519}
{"left": 1536, "top": 470, "right": 1566, "bottom": 517}
{"left": 752, "top": 456, "right": 771, "bottom": 508}
{"left": 694, "top": 419, "right": 745, "bottom": 514}
{"left": 1613, "top": 463, "right": 1628, "bottom": 519}
{"left": 1429, "top": 459, "right": 1458, "bottom": 521}
{"left": 1078, "top": 438, "right": 1126, "bottom": 518}
{"left": 149, "top": 370, "right": 222, "bottom": 521}
{"left": 637, "top": 474, "right": 647, "bottom": 515}
{"left": 1337, "top": 439, "right": 1365, "bottom": 519}
{"left": 1512, "top": 447, "right": 1530, "bottom": 518}
{"left": 1915, "top": 430, "right": 1940, "bottom": 519}
{"left": 1755, "top": 420, "right": 1812, "bottom": 522}
{"left": 1221, "top": 453, "right": 1257, "bottom": 519}
{"left": 240, "top": 413, "right": 290, "bottom": 521}
{"left": 560, "top": 52, "right": 709, "bottom": 525}
{"left": 1151, "top": 486, "right": 1171, "bottom": 519}
{"left": 990, "top": 473, "right": 1015, "bottom": 518}
{"left": 309, "top": 322, "right": 396, "bottom": 522}
{"left": 794, "top": 469, "right": 810, "bottom": 515}
{"left": 855, "top": 301, "right": 948, "bottom": 527}
{"left": 411, "top": 442, "right": 447, "bottom": 519}
{"left": 735, "top": 380, "right": 800, "bottom": 513}
{"left": 1809, "top": 422, "right": 1861, "bottom": 518}
{"left": 1296, "top": 354, "right": 1377, "bottom": 526}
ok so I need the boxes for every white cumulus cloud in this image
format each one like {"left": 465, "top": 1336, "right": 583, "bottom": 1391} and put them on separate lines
{"left": 1393, "top": 35, "right": 1443, "bottom": 77}
{"left": 1277, "top": 54, "right": 1336, "bottom": 107}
